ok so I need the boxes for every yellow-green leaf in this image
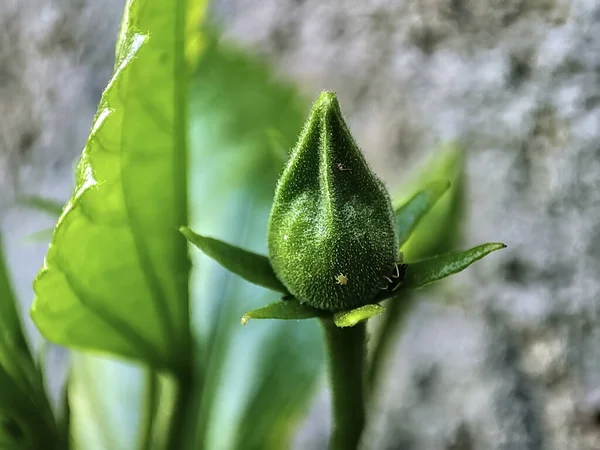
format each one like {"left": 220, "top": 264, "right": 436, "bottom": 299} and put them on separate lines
{"left": 31, "top": 0, "right": 192, "bottom": 369}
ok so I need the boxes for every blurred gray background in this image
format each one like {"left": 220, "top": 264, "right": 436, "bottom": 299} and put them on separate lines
{"left": 1, "top": 0, "right": 599, "bottom": 449}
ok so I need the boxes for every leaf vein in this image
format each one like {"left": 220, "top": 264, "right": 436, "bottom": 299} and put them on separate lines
{"left": 53, "top": 259, "right": 163, "bottom": 366}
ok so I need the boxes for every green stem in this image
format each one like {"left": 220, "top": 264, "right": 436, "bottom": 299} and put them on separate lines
{"left": 320, "top": 319, "right": 367, "bottom": 450}
{"left": 56, "top": 375, "right": 71, "bottom": 450}
{"left": 138, "top": 370, "right": 158, "bottom": 450}
{"left": 368, "top": 296, "right": 415, "bottom": 390}
{"left": 166, "top": 365, "right": 194, "bottom": 450}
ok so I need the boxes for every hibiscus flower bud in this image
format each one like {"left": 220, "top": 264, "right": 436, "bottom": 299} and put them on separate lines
{"left": 268, "top": 91, "right": 397, "bottom": 312}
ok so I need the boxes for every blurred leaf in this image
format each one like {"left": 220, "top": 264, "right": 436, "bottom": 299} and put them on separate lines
{"left": 266, "top": 128, "right": 290, "bottom": 167}
{"left": 180, "top": 226, "right": 287, "bottom": 294}
{"left": 0, "top": 235, "right": 33, "bottom": 386}
{"left": 69, "top": 355, "right": 147, "bottom": 450}
{"left": 185, "top": 0, "right": 207, "bottom": 67}
{"left": 188, "top": 35, "right": 324, "bottom": 450}
{"left": 22, "top": 228, "right": 55, "bottom": 244}
{"left": 0, "top": 237, "right": 57, "bottom": 449}
{"left": 394, "top": 180, "right": 450, "bottom": 249}
{"left": 232, "top": 325, "right": 322, "bottom": 450}
{"left": 395, "top": 142, "right": 465, "bottom": 260}
{"left": 401, "top": 243, "right": 506, "bottom": 290}
{"left": 333, "top": 304, "right": 385, "bottom": 328}
{"left": 16, "top": 196, "right": 64, "bottom": 217}
{"left": 31, "top": 0, "right": 193, "bottom": 369}
{"left": 241, "top": 299, "right": 324, "bottom": 324}
{"left": 0, "top": 366, "right": 37, "bottom": 449}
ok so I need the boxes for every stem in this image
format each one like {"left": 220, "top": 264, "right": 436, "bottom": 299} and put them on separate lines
{"left": 320, "top": 319, "right": 367, "bottom": 450}
{"left": 56, "top": 377, "right": 71, "bottom": 450}
{"left": 166, "top": 364, "right": 194, "bottom": 450}
{"left": 138, "top": 371, "right": 158, "bottom": 450}
{"left": 368, "top": 296, "right": 415, "bottom": 390}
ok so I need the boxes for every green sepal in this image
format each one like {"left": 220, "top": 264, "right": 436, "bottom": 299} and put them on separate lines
{"left": 333, "top": 304, "right": 385, "bottom": 328}
{"left": 241, "top": 298, "right": 326, "bottom": 324}
{"left": 376, "top": 243, "right": 506, "bottom": 300}
{"left": 394, "top": 180, "right": 451, "bottom": 249}
{"left": 180, "top": 226, "right": 287, "bottom": 294}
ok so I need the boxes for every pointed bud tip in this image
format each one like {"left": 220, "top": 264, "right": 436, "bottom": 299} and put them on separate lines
{"left": 315, "top": 91, "right": 341, "bottom": 115}
{"left": 316, "top": 90, "right": 338, "bottom": 103}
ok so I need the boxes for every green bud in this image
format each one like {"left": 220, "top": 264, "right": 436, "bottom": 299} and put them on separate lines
{"left": 267, "top": 91, "right": 398, "bottom": 312}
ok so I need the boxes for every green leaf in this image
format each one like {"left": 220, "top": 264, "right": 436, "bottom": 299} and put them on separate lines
{"left": 241, "top": 299, "right": 325, "bottom": 324}
{"left": 333, "top": 304, "right": 385, "bottom": 328}
{"left": 69, "top": 355, "right": 147, "bottom": 450}
{"left": 22, "top": 228, "right": 55, "bottom": 244}
{"left": 402, "top": 243, "right": 506, "bottom": 290}
{"left": 31, "top": 0, "right": 192, "bottom": 368}
{"left": 394, "top": 180, "right": 451, "bottom": 249}
{"left": 232, "top": 325, "right": 323, "bottom": 450}
{"left": 0, "top": 360, "right": 56, "bottom": 449}
{"left": 16, "top": 195, "right": 64, "bottom": 217}
{"left": 0, "top": 234, "right": 58, "bottom": 449}
{"left": 180, "top": 226, "right": 287, "bottom": 294}
{"left": 266, "top": 128, "right": 290, "bottom": 167}
{"left": 393, "top": 142, "right": 465, "bottom": 260}
{"left": 0, "top": 366, "right": 34, "bottom": 450}
{"left": 0, "top": 235, "right": 33, "bottom": 383}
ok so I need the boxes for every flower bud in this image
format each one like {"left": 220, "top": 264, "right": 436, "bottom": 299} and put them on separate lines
{"left": 267, "top": 92, "right": 397, "bottom": 311}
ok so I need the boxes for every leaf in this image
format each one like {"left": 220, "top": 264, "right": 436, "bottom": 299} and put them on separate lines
{"left": 16, "top": 195, "right": 65, "bottom": 217}
{"left": 0, "top": 235, "right": 58, "bottom": 448}
{"left": 241, "top": 299, "right": 325, "bottom": 324}
{"left": 333, "top": 304, "right": 385, "bottom": 328}
{"left": 394, "top": 180, "right": 450, "bottom": 249}
{"left": 0, "top": 235, "right": 33, "bottom": 384}
{"left": 180, "top": 226, "right": 287, "bottom": 294}
{"left": 266, "top": 128, "right": 290, "bottom": 168}
{"left": 402, "top": 243, "right": 506, "bottom": 290}
{"left": 394, "top": 142, "right": 465, "bottom": 260}
{"left": 0, "top": 366, "right": 35, "bottom": 450}
{"left": 232, "top": 325, "right": 323, "bottom": 450}
{"left": 31, "top": 0, "right": 193, "bottom": 369}
{"left": 185, "top": 0, "right": 208, "bottom": 68}
{"left": 69, "top": 355, "right": 147, "bottom": 450}
{"left": 22, "top": 228, "right": 55, "bottom": 244}
{"left": 0, "top": 357, "right": 56, "bottom": 449}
